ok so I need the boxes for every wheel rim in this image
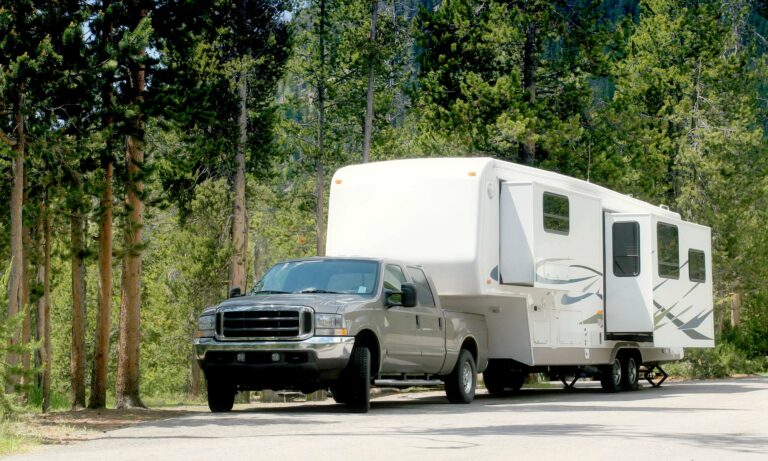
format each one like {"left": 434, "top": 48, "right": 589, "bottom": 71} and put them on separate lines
{"left": 627, "top": 358, "right": 637, "bottom": 384}
{"left": 461, "top": 360, "right": 473, "bottom": 395}
{"left": 612, "top": 358, "right": 622, "bottom": 386}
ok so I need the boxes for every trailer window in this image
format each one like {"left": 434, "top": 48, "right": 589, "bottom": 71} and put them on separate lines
{"left": 613, "top": 222, "right": 640, "bottom": 277}
{"left": 689, "top": 249, "right": 706, "bottom": 282}
{"left": 657, "top": 223, "right": 679, "bottom": 279}
{"left": 543, "top": 192, "right": 569, "bottom": 235}
{"left": 407, "top": 267, "right": 436, "bottom": 307}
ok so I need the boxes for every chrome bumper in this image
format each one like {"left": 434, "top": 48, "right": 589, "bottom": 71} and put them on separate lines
{"left": 194, "top": 336, "right": 355, "bottom": 370}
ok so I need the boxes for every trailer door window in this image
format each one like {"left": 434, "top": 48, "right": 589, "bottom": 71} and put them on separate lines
{"left": 543, "top": 192, "right": 569, "bottom": 235}
{"left": 689, "top": 249, "right": 706, "bottom": 282}
{"left": 657, "top": 223, "right": 679, "bottom": 279}
{"left": 407, "top": 267, "right": 436, "bottom": 307}
{"left": 613, "top": 222, "right": 640, "bottom": 277}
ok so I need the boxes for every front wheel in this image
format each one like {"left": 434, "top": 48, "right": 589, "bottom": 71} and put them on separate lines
{"left": 445, "top": 349, "right": 477, "bottom": 404}
{"left": 207, "top": 379, "right": 236, "bottom": 413}
{"left": 345, "top": 346, "right": 371, "bottom": 413}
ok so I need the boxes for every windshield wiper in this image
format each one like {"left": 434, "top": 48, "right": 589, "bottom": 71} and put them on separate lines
{"left": 252, "top": 290, "right": 291, "bottom": 295}
{"left": 296, "top": 289, "right": 342, "bottom": 294}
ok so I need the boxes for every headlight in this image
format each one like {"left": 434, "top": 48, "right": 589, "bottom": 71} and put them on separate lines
{"left": 196, "top": 314, "right": 216, "bottom": 338}
{"left": 315, "top": 314, "right": 347, "bottom": 336}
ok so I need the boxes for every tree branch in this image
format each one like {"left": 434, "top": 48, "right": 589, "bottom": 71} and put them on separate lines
{"left": 0, "top": 129, "right": 17, "bottom": 147}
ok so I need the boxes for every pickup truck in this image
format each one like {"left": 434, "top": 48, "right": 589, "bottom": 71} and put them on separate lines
{"left": 194, "top": 257, "right": 488, "bottom": 413}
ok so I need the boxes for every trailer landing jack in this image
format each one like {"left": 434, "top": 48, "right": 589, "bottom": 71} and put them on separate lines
{"left": 643, "top": 364, "right": 668, "bottom": 388}
{"left": 560, "top": 376, "right": 579, "bottom": 389}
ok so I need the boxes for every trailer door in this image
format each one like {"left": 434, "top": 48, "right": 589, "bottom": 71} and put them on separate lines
{"left": 604, "top": 213, "right": 653, "bottom": 334}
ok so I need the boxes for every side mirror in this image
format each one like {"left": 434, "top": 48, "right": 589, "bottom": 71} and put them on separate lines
{"left": 401, "top": 283, "right": 417, "bottom": 308}
{"left": 229, "top": 287, "right": 242, "bottom": 298}
{"left": 386, "top": 283, "right": 417, "bottom": 308}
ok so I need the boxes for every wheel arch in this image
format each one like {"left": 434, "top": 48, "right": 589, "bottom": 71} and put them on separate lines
{"left": 354, "top": 329, "right": 381, "bottom": 376}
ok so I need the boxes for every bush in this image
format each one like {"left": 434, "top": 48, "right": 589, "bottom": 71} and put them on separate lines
{"left": 665, "top": 342, "right": 768, "bottom": 379}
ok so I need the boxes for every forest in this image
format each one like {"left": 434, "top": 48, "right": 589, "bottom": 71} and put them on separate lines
{"left": 1, "top": 0, "right": 767, "bottom": 414}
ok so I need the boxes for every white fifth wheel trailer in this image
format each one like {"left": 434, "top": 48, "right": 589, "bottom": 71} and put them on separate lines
{"left": 326, "top": 157, "right": 714, "bottom": 392}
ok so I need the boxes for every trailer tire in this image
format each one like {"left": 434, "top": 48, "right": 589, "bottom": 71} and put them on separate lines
{"left": 207, "top": 379, "right": 236, "bottom": 413}
{"left": 622, "top": 355, "right": 640, "bottom": 391}
{"left": 483, "top": 361, "right": 526, "bottom": 395}
{"left": 345, "top": 346, "right": 371, "bottom": 413}
{"left": 445, "top": 349, "right": 477, "bottom": 404}
{"left": 600, "top": 357, "right": 622, "bottom": 393}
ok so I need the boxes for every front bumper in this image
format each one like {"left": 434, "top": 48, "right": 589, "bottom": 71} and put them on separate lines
{"left": 194, "top": 336, "right": 355, "bottom": 390}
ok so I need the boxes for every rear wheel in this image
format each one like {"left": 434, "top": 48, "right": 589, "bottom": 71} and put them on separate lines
{"left": 207, "top": 379, "right": 236, "bottom": 413}
{"left": 345, "top": 346, "right": 371, "bottom": 413}
{"left": 600, "top": 357, "right": 622, "bottom": 393}
{"left": 330, "top": 382, "right": 349, "bottom": 404}
{"left": 445, "top": 349, "right": 477, "bottom": 404}
{"left": 622, "top": 355, "right": 640, "bottom": 391}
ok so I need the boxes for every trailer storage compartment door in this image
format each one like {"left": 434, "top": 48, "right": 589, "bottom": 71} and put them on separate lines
{"left": 604, "top": 213, "right": 654, "bottom": 334}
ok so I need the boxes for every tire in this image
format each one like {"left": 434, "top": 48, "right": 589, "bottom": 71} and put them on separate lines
{"left": 345, "top": 346, "right": 371, "bottom": 413}
{"left": 445, "top": 349, "right": 477, "bottom": 404}
{"left": 622, "top": 355, "right": 640, "bottom": 391}
{"left": 483, "top": 360, "right": 526, "bottom": 395}
{"left": 330, "top": 382, "right": 348, "bottom": 404}
{"left": 600, "top": 357, "right": 622, "bottom": 393}
{"left": 207, "top": 379, "right": 236, "bottom": 413}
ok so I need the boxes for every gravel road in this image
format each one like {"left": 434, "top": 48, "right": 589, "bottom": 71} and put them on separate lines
{"left": 8, "top": 377, "right": 768, "bottom": 461}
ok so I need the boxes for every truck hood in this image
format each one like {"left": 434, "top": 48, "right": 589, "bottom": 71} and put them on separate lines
{"left": 215, "top": 294, "right": 372, "bottom": 314}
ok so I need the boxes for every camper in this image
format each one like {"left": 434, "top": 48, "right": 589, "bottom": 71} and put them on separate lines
{"left": 326, "top": 157, "right": 714, "bottom": 392}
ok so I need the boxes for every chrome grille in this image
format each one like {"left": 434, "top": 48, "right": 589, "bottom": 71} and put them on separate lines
{"left": 218, "top": 306, "right": 312, "bottom": 340}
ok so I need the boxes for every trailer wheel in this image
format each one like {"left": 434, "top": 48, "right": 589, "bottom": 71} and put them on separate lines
{"left": 483, "top": 361, "right": 526, "bottom": 395}
{"left": 600, "top": 357, "right": 622, "bottom": 393}
{"left": 445, "top": 349, "right": 477, "bottom": 404}
{"left": 207, "top": 379, "right": 236, "bottom": 413}
{"left": 622, "top": 355, "right": 640, "bottom": 391}
{"left": 345, "top": 346, "right": 371, "bottom": 413}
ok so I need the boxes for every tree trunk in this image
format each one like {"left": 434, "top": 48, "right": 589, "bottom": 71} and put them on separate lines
{"left": 90, "top": 1, "right": 114, "bottom": 409}
{"left": 116, "top": 5, "right": 147, "bottom": 409}
{"left": 229, "top": 67, "right": 248, "bottom": 295}
{"left": 90, "top": 159, "right": 113, "bottom": 409}
{"left": 362, "top": 0, "right": 378, "bottom": 164}
{"left": 731, "top": 280, "right": 742, "bottom": 327}
{"left": 315, "top": 0, "right": 327, "bottom": 257}
{"left": 20, "top": 178, "right": 31, "bottom": 397}
{"left": 37, "top": 199, "right": 52, "bottom": 412}
{"left": 70, "top": 204, "right": 88, "bottom": 409}
{"left": 519, "top": 21, "right": 537, "bottom": 166}
{"left": 190, "top": 344, "right": 201, "bottom": 397}
{"left": 7, "top": 85, "right": 25, "bottom": 391}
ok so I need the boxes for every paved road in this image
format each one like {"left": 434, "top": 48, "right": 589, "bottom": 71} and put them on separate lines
{"left": 9, "top": 377, "right": 768, "bottom": 461}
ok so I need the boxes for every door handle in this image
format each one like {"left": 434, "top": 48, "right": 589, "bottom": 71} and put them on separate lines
{"left": 438, "top": 317, "right": 443, "bottom": 330}
{"left": 415, "top": 315, "right": 420, "bottom": 329}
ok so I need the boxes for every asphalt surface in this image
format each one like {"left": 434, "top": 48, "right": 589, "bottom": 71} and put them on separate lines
{"left": 8, "top": 377, "right": 768, "bottom": 461}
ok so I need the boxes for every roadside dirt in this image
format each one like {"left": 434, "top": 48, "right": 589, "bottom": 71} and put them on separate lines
{"left": 16, "top": 406, "right": 206, "bottom": 446}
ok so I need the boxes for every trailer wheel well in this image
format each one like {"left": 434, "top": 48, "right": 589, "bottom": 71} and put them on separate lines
{"left": 354, "top": 330, "right": 380, "bottom": 376}
{"left": 616, "top": 347, "right": 643, "bottom": 365}
{"left": 460, "top": 337, "right": 478, "bottom": 364}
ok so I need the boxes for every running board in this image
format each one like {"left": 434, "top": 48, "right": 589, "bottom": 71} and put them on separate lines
{"left": 373, "top": 379, "right": 443, "bottom": 388}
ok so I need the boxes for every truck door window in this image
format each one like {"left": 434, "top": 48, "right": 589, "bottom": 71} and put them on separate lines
{"left": 407, "top": 267, "right": 436, "bottom": 307}
{"left": 657, "top": 223, "right": 680, "bottom": 279}
{"left": 383, "top": 265, "right": 407, "bottom": 291}
{"left": 613, "top": 221, "right": 640, "bottom": 277}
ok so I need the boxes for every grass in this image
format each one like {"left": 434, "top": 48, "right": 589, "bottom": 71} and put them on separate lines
{"left": 0, "top": 420, "right": 41, "bottom": 456}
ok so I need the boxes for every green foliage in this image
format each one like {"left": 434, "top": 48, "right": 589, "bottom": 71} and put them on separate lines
{"left": 666, "top": 343, "right": 768, "bottom": 379}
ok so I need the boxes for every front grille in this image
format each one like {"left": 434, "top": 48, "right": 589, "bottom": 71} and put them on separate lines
{"left": 218, "top": 307, "right": 312, "bottom": 340}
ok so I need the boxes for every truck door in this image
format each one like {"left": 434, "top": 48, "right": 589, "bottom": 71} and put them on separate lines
{"left": 406, "top": 266, "right": 445, "bottom": 374}
{"left": 604, "top": 213, "right": 654, "bottom": 335}
{"left": 381, "top": 264, "right": 422, "bottom": 373}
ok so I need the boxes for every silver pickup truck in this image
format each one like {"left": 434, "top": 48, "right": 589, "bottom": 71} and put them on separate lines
{"left": 194, "top": 257, "right": 488, "bottom": 413}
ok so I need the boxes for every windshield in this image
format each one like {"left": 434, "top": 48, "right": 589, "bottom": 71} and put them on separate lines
{"left": 252, "top": 259, "right": 379, "bottom": 296}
